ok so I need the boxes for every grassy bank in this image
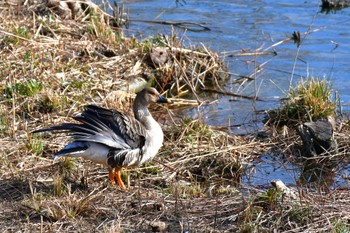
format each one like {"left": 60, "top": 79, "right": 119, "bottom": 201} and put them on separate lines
{"left": 1, "top": 1, "right": 350, "bottom": 232}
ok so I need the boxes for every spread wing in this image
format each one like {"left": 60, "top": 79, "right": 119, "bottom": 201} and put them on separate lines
{"left": 32, "top": 105, "right": 147, "bottom": 154}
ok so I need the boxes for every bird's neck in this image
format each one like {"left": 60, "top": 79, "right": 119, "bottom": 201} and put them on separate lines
{"left": 133, "top": 104, "right": 157, "bottom": 131}
{"left": 134, "top": 106, "right": 164, "bottom": 164}
{"left": 133, "top": 101, "right": 164, "bottom": 164}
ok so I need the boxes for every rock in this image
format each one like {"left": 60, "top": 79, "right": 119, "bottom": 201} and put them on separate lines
{"left": 296, "top": 118, "right": 338, "bottom": 157}
{"left": 322, "top": 0, "right": 350, "bottom": 8}
{"left": 271, "top": 179, "right": 298, "bottom": 200}
{"left": 321, "top": 0, "right": 350, "bottom": 12}
{"left": 150, "top": 47, "right": 168, "bottom": 67}
{"left": 47, "top": 0, "right": 92, "bottom": 19}
{"left": 149, "top": 220, "right": 167, "bottom": 232}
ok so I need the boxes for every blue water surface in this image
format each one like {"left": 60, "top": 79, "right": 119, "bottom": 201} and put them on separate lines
{"left": 105, "top": 0, "right": 350, "bottom": 188}
{"left": 114, "top": 0, "right": 350, "bottom": 134}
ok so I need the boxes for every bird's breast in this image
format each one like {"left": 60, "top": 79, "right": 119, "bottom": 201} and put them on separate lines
{"left": 139, "top": 125, "right": 164, "bottom": 164}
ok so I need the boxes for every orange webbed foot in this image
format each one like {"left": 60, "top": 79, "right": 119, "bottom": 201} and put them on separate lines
{"left": 108, "top": 168, "right": 116, "bottom": 185}
{"left": 115, "top": 168, "right": 127, "bottom": 190}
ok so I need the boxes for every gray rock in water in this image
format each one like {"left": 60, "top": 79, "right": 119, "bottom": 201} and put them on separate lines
{"left": 297, "top": 119, "right": 338, "bottom": 157}
{"left": 321, "top": 0, "right": 350, "bottom": 13}
{"left": 322, "top": 0, "right": 350, "bottom": 8}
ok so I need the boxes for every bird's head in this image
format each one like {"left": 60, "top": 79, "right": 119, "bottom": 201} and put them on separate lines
{"left": 137, "top": 87, "right": 172, "bottom": 106}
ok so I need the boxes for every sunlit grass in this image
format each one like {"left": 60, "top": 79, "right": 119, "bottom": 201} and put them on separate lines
{"left": 5, "top": 79, "right": 43, "bottom": 98}
{"left": 266, "top": 76, "right": 336, "bottom": 127}
{"left": 4, "top": 25, "right": 31, "bottom": 45}
{"left": 288, "top": 77, "right": 336, "bottom": 118}
{"left": 0, "top": 1, "right": 349, "bottom": 232}
{"left": 26, "top": 134, "right": 44, "bottom": 156}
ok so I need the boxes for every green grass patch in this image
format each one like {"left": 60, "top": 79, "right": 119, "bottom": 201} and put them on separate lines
{"left": 4, "top": 26, "right": 31, "bottom": 45}
{"left": 26, "top": 134, "right": 44, "bottom": 156}
{"left": 174, "top": 118, "right": 213, "bottom": 143}
{"left": 6, "top": 79, "right": 43, "bottom": 98}
{"left": 332, "top": 219, "right": 350, "bottom": 233}
{"left": 0, "top": 114, "right": 9, "bottom": 136}
{"left": 266, "top": 77, "right": 336, "bottom": 127}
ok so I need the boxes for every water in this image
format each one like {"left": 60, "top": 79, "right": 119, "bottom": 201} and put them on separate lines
{"left": 117, "top": 0, "right": 350, "bottom": 134}
{"left": 108, "top": 0, "right": 350, "bottom": 188}
{"left": 243, "top": 154, "right": 299, "bottom": 188}
{"left": 243, "top": 154, "right": 350, "bottom": 189}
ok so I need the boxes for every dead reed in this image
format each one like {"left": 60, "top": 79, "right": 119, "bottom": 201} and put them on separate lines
{"left": 0, "top": 0, "right": 349, "bottom": 232}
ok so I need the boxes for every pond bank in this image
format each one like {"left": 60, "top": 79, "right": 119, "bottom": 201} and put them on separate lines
{"left": 0, "top": 1, "right": 349, "bottom": 232}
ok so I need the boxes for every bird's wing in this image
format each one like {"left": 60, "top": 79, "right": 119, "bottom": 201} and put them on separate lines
{"left": 107, "top": 148, "right": 142, "bottom": 168}
{"left": 32, "top": 105, "right": 147, "bottom": 150}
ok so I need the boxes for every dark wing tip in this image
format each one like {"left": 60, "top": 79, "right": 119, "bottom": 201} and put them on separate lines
{"left": 31, "top": 127, "right": 53, "bottom": 134}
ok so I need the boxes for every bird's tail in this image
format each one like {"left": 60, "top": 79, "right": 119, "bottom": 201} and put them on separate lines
{"left": 53, "top": 141, "right": 89, "bottom": 157}
{"left": 31, "top": 123, "right": 80, "bottom": 134}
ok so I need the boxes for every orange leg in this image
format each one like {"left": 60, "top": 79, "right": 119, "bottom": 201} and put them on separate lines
{"left": 108, "top": 168, "right": 116, "bottom": 185}
{"left": 115, "top": 168, "right": 126, "bottom": 190}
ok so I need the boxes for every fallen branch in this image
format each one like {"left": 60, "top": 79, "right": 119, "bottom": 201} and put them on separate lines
{"left": 168, "top": 98, "right": 199, "bottom": 106}
{"left": 168, "top": 46, "right": 209, "bottom": 57}
{"left": 202, "top": 87, "right": 264, "bottom": 101}
{"left": 225, "top": 51, "right": 277, "bottom": 57}
{"left": 128, "top": 19, "right": 211, "bottom": 31}
{"left": 262, "top": 27, "right": 333, "bottom": 51}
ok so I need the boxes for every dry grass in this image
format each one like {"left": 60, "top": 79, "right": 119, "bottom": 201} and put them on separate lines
{"left": 1, "top": 1, "right": 350, "bottom": 232}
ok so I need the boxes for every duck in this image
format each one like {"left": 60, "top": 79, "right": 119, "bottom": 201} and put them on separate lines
{"left": 32, "top": 87, "right": 171, "bottom": 190}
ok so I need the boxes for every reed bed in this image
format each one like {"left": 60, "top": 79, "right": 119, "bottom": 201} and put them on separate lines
{"left": 0, "top": 0, "right": 349, "bottom": 232}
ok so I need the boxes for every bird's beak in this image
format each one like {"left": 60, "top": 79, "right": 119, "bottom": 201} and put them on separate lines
{"left": 157, "top": 95, "right": 172, "bottom": 104}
